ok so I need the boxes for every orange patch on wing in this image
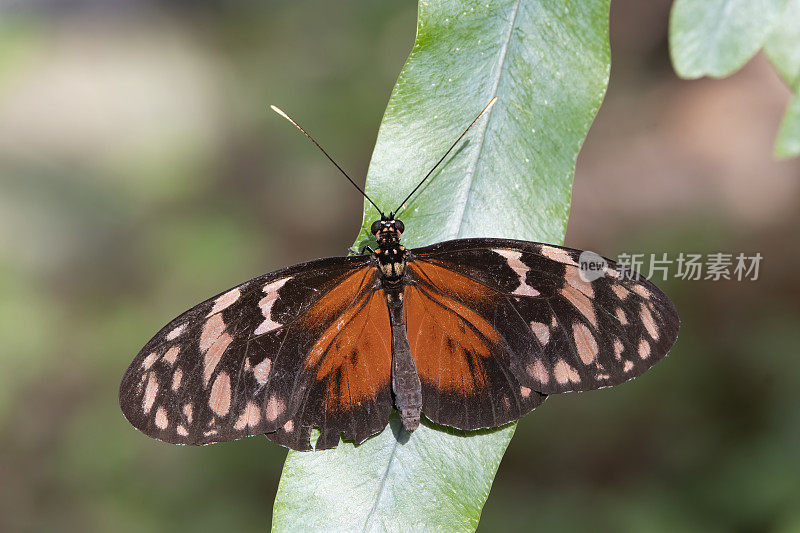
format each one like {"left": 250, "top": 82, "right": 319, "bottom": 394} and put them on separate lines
{"left": 305, "top": 287, "right": 392, "bottom": 411}
{"left": 409, "top": 261, "right": 498, "bottom": 308}
{"left": 301, "top": 267, "right": 377, "bottom": 328}
{"left": 404, "top": 283, "right": 500, "bottom": 396}
{"left": 207, "top": 288, "right": 241, "bottom": 317}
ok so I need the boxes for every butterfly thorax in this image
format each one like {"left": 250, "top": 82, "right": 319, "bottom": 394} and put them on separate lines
{"left": 371, "top": 217, "right": 407, "bottom": 284}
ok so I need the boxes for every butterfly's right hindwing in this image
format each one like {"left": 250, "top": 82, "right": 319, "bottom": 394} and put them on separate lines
{"left": 118, "top": 254, "right": 392, "bottom": 451}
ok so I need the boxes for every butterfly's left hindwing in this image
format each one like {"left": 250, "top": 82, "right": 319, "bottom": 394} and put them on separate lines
{"left": 118, "top": 255, "right": 393, "bottom": 451}
{"left": 406, "top": 238, "right": 679, "bottom": 430}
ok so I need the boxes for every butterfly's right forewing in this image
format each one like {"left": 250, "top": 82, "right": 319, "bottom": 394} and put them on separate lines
{"left": 118, "top": 254, "right": 392, "bottom": 451}
{"left": 406, "top": 238, "right": 679, "bottom": 431}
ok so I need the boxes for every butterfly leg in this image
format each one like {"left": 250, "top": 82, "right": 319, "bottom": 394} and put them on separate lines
{"left": 347, "top": 245, "right": 374, "bottom": 256}
{"left": 386, "top": 289, "right": 422, "bottom": 432}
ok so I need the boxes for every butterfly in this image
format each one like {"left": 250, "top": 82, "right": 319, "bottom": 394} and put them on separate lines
{"left": 119, "top": 99, "right": 680, "bottom": 451}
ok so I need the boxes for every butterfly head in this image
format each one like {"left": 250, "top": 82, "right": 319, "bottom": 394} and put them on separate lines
{"left": 370, "top": 213, "right": 404, "bottom": 244}
{"left": 371, "top": 214, "right": 406, "bottom": 282}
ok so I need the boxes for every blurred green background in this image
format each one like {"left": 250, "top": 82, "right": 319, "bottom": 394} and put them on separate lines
{"left": 1, "top": 1, "right": 799, "bottom": 531}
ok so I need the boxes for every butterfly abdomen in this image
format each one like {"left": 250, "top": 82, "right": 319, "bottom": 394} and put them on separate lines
{"left": 386, "top": 290, "right": 422, "bottom": 432}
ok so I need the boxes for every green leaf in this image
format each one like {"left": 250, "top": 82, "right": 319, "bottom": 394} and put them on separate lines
{"left": 774, "top": 92, "right": 800, "bottom": 158}
{"left": 273, "top": 415, "right": 515, "bottom": 531}
{"left": 764, "top": 0, "right": 800, "bottom": 89}
{"left": 272, "top": 0, "right": 610, "bottom": 530}
{"left": 669, "top": 0, "right": 789, "bottom": 79}
{"left": 765, "top": 0, "right": 800, "bottom": 158}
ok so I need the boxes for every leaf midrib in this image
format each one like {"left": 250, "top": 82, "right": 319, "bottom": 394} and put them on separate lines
{"left": 454, "top": 0, "right": 522, "bottom": 238}
{"left": 361, "top": 427, "right": 401, "bottom": 531}
{"left": 360, "top": 4, "right": 523, "bottom": 528}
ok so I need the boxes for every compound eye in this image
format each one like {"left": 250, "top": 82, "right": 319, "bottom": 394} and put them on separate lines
{"left": 395, "top": 220, "right": 404, "bottom": 233}
{"left": 370, "top": 220, "right": 382, "bottom": 235}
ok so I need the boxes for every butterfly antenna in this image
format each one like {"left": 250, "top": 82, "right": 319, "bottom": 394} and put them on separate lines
{"left": 394, "top": 96, "right": 497, "bottom": 216}
{"left": 271, "top": 105, "right": 384, "bottom": 217}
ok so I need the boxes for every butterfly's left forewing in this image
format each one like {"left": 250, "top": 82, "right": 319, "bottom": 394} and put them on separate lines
{"left": 119, "top": 254, "right": 393, "bottom": 451}
{"left": 406, "top": 238, "right": 679, "bottom": 430}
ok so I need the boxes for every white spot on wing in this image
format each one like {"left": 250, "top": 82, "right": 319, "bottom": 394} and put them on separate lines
{"left": 632, "top": 284, "right": 651, "bottom": 298}
{"left": 613, "top": 338, "right": 624, "bottom": 360}
{"left": 255, "top": 277, "right": 291, "bottom": 335}
{"left": 200, "top": 314, "right": 226, "bottom": 353}
{"left": 163, "top": 346, "right": 180, "bottom": 365}
{"left": 612, "top": 285, "right": 630, "bottom": 300}
{"left": 200, "top": 314, "right": 233, "bottom": 387}
{"left": 553, "top": 359, "right": 580, "bottom": 385}
{"left": 234, "top": 401, "right": 261, "bottom": 430}
{"left": 528, "top": 360, "right": 550, "bottom": 384}
{"left": 530, "top": 321, "right": 550, "bottom": 345}
{"left": 492, "top": 249, "right": 540, "bottom": 297}
{"left": 253, "top": 357, "right": 272, "bottom": 386}
{"left": 265, "top": 395, "right": 285, "bottom": 422}
{"left": 572, "top": 322, "right": 598, "bottom": 365}
{"left": 640, "top": 303, "right": 659, "bottom": 340}
{"left": 166, "top": 324, "right": 186, "bottom": 341}
{"left": 143, "top": 373, "right": 158, "bottom": 414}
{"left": 141, "top": 352, "right": 159, "bottom": 370}
{"left": 171, "top": 368, "right": 183, "bottom": 391}
{"left": 207, "top": 288, "right": 241, "bottom": 317}
{"left": 209, "top": 372, "right": 232, "bottom": 417}
{"left": 566, "top": 268, "right": 594, "bottom": 298}
{"left": 560, "top": 285, "right": 597, "bottom": 327}
{"left": 638, "top": 339, "right": 651, "bottom": 359}
{"left": 540, "top": 245, "right": 578, "bottom": 266}
{"left": 155, "top": 406, "right": 168, "bottom": 430}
